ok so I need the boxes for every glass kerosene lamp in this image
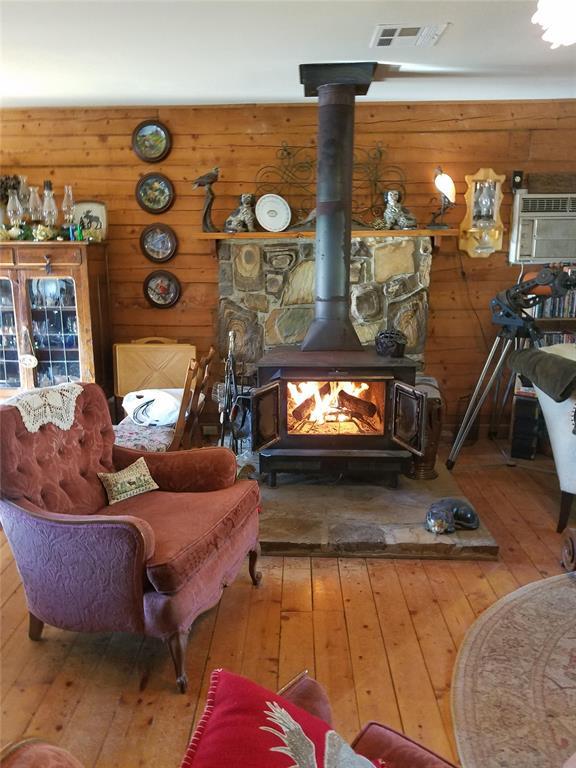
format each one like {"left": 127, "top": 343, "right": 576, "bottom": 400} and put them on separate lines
{"left": 42, "top": 180, "right": 58, "bottom": 227}
{"left": 61, "top": 185, "right": 75, "bottom": 239}
{"left": 6, "top": 189, "right": 24, "bottom": 228}
{"left": 28, "top": 186, "right": 43, "bottom": 223}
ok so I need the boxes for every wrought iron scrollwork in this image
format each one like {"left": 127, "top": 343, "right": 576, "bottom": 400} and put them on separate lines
{"left": 255, "top": 141, "right": 407, "bottom": 226}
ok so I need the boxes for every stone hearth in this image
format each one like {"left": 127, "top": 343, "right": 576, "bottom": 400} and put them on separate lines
{"left": 218, "top": 235, "right": 432, "bottom": 368}
{"left": 254, "top": 462, "right": 498, "bottom": 559}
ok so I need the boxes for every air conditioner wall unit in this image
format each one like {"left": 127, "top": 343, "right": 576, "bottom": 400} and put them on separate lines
{"left": 508, "top": 190, "right": 576, "bottom": 264}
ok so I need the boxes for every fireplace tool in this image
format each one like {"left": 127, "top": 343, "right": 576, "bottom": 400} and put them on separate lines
{"left": 446, "top": 267, "right": 576, "bottom": 470}
{"left": 218, "top": 331, "right": 252, "bottom": 453}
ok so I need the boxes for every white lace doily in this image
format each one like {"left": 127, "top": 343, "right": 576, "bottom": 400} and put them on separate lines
{"left": 9, "top": 383, "right": 84, "bottom": 433}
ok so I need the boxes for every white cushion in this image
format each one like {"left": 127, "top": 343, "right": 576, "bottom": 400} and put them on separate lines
{"left": 122, "top": 388, "right": 183, "bottom": 427}
{"left": 534, "top": 344, "right": 576, "bottom": 494}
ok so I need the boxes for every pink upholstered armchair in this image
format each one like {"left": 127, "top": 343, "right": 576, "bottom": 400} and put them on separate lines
{"left": 0, "top": 383, "right": 261, "bottom": 693}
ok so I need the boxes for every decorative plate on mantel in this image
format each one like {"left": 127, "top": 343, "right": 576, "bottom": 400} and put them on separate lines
{"left": 255, "top": 194, "right": 291, "bottom": 232}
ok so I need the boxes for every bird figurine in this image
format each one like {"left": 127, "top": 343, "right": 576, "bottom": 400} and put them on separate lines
{"left": 191, "top": 167, "right": 220, "bottom": 232}
{"left": 192, "top": 167, "right": 219, "bottom": 189}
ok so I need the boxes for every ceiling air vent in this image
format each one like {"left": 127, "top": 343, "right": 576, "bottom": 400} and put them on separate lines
{"left": 371, "top": 23, "right": 448, "bottom": 48}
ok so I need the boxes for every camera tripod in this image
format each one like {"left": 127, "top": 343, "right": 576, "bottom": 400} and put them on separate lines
{"left": 446, "top": 266, "right": 575, "bottom": 471}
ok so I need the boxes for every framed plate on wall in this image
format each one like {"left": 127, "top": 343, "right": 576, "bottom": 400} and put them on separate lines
{"left": 143, "top": 270, "right": 181, "bottom": 308}
{"left": 132, "top": 120, "right": 172, "bottom": 163}
{"left": 136, "top": 173, "right": 175, "bottom": 214}
{"left": 73, "top": 201, "right": 107, "bottom": 239}
{"left": 140, "top": 224, "right": 178, "bottom": 263}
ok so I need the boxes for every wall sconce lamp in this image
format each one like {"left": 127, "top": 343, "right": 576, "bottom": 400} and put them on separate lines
{"left": 429, "top": 167, "right": 456, "bottom": 229}
{"left": 459, "top": 168, "right": 506, "bottom": 258}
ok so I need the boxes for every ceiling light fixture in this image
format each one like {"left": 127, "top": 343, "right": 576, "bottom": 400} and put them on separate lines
{"left": 532, "top": 0, "right": 576, "bottom": 49}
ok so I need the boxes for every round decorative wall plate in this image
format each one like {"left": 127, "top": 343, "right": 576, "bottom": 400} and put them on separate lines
{"left": 255, "top": 194, "right": 291, "bottom": 232}
{"left": 143, "top": 270, "right": 181, "bottom": 308}
{"left": 136, "top": 173, "right": 175, "bottom": 214}
{"left": 140, "top": 224, "right": 178, "bottom": 263}
{"left": 132, "top": 120, "right": 172, "bottom": 163}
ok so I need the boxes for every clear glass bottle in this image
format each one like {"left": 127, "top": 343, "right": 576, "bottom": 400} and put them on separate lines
{"left": 28, "top": 186, "right": 43, "bottom": 223}
{"left": 61, "top": 185, "right": 75, "bottom": 224}
{"left": 42, "top": 181, "right": 58, "bottom": 227}
{"left": 6, "top": 189, "right": 24, "bottom": 227}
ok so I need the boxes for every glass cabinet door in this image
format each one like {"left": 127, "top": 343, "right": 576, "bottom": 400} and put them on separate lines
{"left": 27, "top": 277, "right": 81, "bottom": 387}
{"left": 0, "top": 278, "right": 21, "bottom": 389}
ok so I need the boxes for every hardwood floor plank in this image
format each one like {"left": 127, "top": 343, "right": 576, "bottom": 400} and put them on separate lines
{"left": 1, "top": 584, "right": 27, "bottom": 649}
{"left": 478, "top": 560, "right": 520, "bottom": 599}
{"left": 456, "top": 470, "right": 544, "bottom": 586}
{"left": 394, "top": 560, "right": 458, "bottom": 760}
{"left": 281, "top": 556, "right": 313, "bottom": 612}
{"left": 475, "top": 469, "right": 562, "bottom": 578}
{"left": 193, "top": 571, "right": 254, "bottom": 726}
{"left": 1, "top": 628, "right": 90, "bottom": 751}
{"left": 421, "top": 561, "right": 477, "bottom": 648}
{"left": 58, "top": 634, "right": 147, "bottom": 767}
{"left": 241, "top": 556, "right": 282, "bottom": 692}
{"left": 339, "top": 558, "right": 402, "bottom": 732}
{"left": 278, "top": 611, "right": 315, "bottom": 689}
{"left": 313, "top": 608, "right": 359, "bottom": 742}
{"left": 368, "top": 561, "right": 455, "bottom": 761}
{"left": 449, "top": 561, "right": 498, "bottom": 617}
{"left": 0, "top": 559, "right": 23, "bottom": 607}
{"left": 312, "top": 557, "right": 343, "bottom": 612}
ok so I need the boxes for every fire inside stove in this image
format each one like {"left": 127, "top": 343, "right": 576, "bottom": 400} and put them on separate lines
{"left": 286, "top": 380, "right": 385, "bottom": 435}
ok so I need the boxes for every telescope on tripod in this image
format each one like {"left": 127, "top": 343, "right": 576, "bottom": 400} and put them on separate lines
{"left": 446, "top": 266, "right": 576, "bottom": 470}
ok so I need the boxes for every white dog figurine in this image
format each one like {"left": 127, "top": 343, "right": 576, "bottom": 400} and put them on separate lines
{"left": 224, "top": 193, "right": 256, "bottom": 233}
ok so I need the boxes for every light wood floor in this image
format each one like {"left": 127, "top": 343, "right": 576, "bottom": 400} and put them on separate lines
{"left": 0, "top": 441, "right": 567, "bottom": 767}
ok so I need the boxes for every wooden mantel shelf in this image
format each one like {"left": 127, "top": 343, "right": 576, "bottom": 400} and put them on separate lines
{"left": 192, "top": 228, "right": 459, "bottom": 241}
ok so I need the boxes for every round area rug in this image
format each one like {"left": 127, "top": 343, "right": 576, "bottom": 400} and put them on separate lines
{"left": 452, "top": 573, "right": 576, "bottom": 767}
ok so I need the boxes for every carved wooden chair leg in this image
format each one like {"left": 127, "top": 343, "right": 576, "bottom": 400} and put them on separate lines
{"left": 167, "top": 631, "right": 190, "bottom": 694}
{"left": 28, "top": 612, "right": 44, "bottom": 641}
{"left": 249, "top": 545, "right": 262, "bottom": 586}
{"left": 558, "top": 491, "right": 574, "bottom": 533}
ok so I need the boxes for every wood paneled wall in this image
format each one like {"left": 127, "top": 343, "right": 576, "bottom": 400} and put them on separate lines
{"left": 2, "top": 100, "right": 575, "bottom": 422}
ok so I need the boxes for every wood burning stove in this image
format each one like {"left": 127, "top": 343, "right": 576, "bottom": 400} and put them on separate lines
{"left": 251, "top": 347, "right": 426, "bottom": 486}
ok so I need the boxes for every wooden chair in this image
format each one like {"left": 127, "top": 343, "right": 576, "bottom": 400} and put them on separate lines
{"left": 113, "top": 356, "right": 199, "bottom": 453}
{"left": 181, "top": 347, "right": 216, "bottom": 449}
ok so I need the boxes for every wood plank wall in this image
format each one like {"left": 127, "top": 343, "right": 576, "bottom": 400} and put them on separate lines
{"left": 1, "top": 100, "right": 575, "bottom": 423}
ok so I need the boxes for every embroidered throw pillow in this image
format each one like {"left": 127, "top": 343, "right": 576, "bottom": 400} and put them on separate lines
{"left": 180, "top": 669, "right": 379, "bottom": 768}
{"left": 98, "top": 457, "right": 158, "bottom": 505}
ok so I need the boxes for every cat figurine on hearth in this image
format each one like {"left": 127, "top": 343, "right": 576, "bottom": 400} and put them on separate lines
{"left": 224, "top": 193, "right": 256, "bottom": 233}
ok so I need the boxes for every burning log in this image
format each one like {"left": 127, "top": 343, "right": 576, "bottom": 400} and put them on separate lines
{"left": 291, "top": 382, "right": 331, "bottom": 421}
{"left": 337, "top": 390, "right": 377, "bottom": 419}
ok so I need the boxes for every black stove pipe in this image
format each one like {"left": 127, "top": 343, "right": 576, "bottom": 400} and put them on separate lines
{"left": 301, "top": 83, "right": 363, "bottom": 351}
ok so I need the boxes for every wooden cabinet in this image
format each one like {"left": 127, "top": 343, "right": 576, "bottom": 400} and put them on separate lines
{"left": 0, "top": 242, "right": 111, "bottom": 399}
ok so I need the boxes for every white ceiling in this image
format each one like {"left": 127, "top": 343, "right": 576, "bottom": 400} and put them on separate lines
{"left": 1, "top": 0, "right": 575, "bottom": 107}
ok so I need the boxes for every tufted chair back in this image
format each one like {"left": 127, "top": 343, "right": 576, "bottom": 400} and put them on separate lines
{"left": 0, "top": 384, "right": 116, "bottom": 515}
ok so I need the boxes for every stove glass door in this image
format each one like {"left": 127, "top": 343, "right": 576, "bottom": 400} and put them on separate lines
{"left": 251, "top": 380, "right": 281, "bottom": 451}
{"left": 392, "top": 381, "right": 426, "bottom": 456}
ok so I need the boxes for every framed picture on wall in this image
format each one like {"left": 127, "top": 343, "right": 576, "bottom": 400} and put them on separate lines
{"left": 140, "top": 224, "right": 178, "bottom": 263}
{"left": 136, "top": 173, "right": 175, "bottom": 214}
{"left": 143, "top": 270, "right": 181, "bottom": 308}
{"left": 132, "top": 120, "right": 172, "bottom": 163}
{"left": 73, "top": 201, "right": 108, "bottom": 239}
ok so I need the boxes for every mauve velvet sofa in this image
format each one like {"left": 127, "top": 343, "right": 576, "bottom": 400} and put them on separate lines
{"left": 0, "top": 673, "right": 457, "bottom": 768}
{"left": 0, "top": 382, "right": 261, "bottom": 693}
